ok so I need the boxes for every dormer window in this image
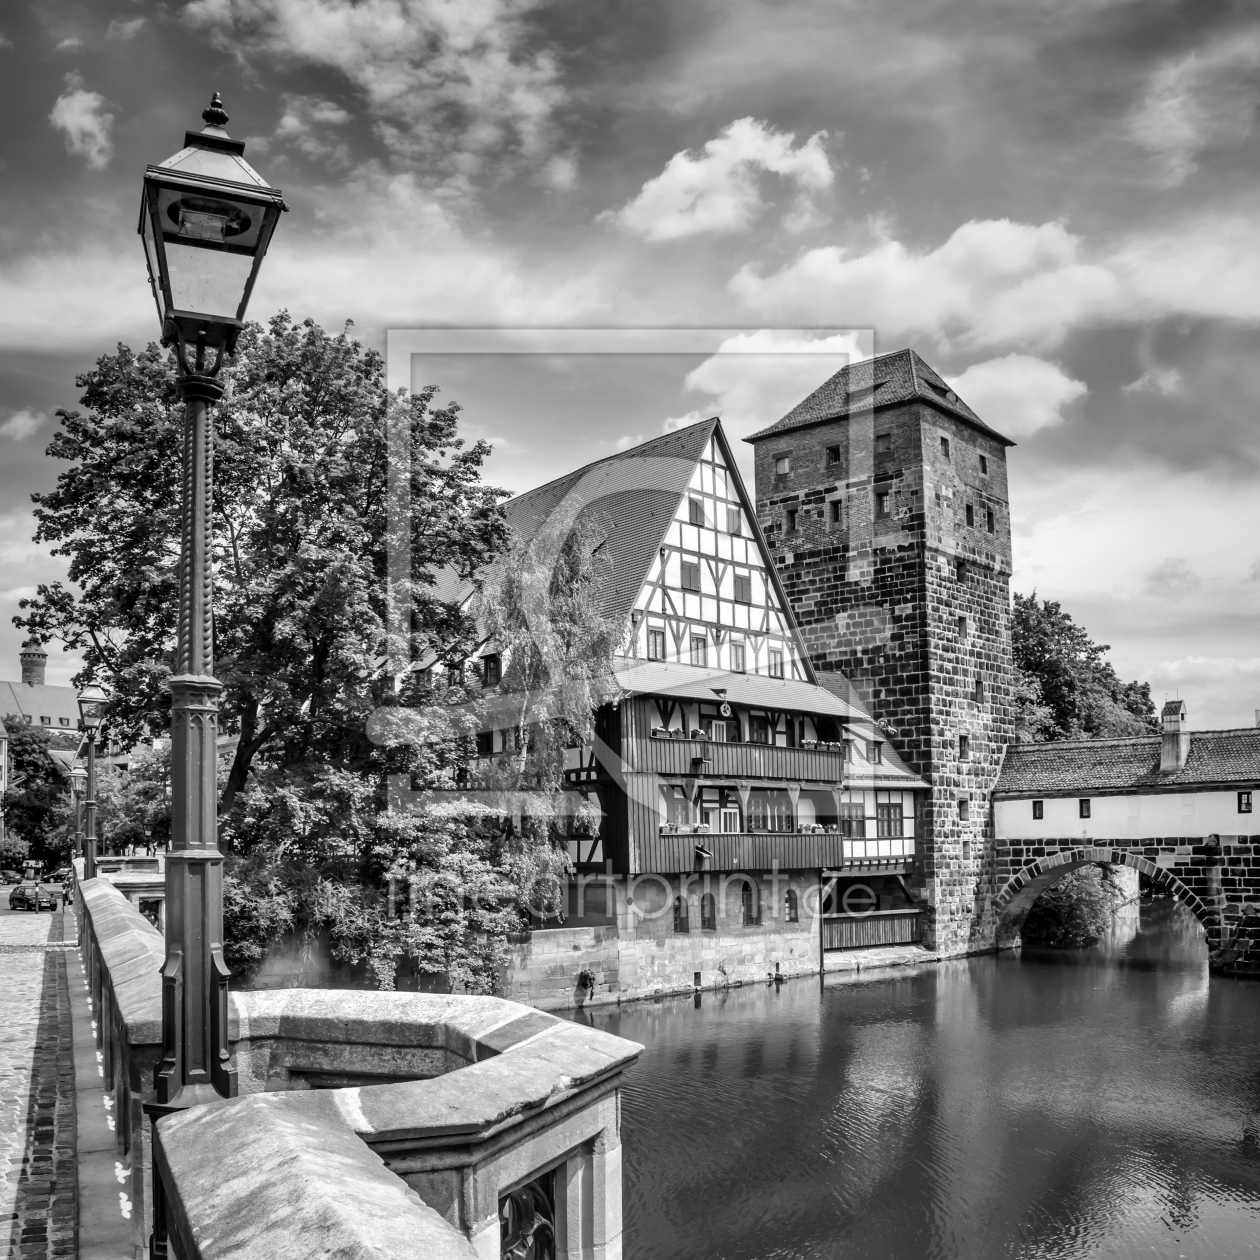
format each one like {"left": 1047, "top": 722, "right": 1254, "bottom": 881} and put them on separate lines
{"left": 40, "top": 716, "right": 51, "bottom": 726}
{"left": 868, "top": 741, "right": 883, "bottom": 764}
{"left": 482, "top": 654, "right": 501, "bottom": 686}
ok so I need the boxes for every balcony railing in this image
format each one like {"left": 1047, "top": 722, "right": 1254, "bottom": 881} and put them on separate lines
{"left": 636, "top": 830, "right": 913, "bottom": 874}
{"left": 822, "top": 909, "right": 923, "bottom": 950}
{"left": 625, "top": 733, "right": 845, "bottom": 782}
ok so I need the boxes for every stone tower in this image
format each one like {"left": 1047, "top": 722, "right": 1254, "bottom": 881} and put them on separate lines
{"left": 19, "top": 640, "right": 47, "bottom": 687}
{"left": 746, "top": 349, "right": 1015, "bottom": 954}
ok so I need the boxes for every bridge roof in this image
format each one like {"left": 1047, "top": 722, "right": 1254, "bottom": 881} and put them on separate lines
{"left": 994, "top": 728, "right": 1260, "bottom": 796}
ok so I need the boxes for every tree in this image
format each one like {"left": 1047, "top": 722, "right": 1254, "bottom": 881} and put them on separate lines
{"left": 1, "top": 718, "right": 77, "bottom": 865}
{"left": 1022, "top": 866, "right": 1122, "bottom": 948}
{"left": 1012, "top": 593, "right": 1158, "bottom": 741}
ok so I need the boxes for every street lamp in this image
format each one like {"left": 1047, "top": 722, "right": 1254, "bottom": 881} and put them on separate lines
{"left": 69, "top": 762, "right": 87, "bottom": 868}
{"left": 139, "top": 95, "right": 285, "bottom": 1250}
{"left": 77, "top": 684, "right": 107, "bottom": 881}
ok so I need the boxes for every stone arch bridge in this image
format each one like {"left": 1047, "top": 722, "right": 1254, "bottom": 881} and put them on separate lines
{"left": 993, "top": 836, "right": 1260, "bottom": 975}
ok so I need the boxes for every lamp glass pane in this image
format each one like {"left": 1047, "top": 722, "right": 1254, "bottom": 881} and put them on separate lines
{"left": 164, "top": 244, "right": 254, "bottom": 320}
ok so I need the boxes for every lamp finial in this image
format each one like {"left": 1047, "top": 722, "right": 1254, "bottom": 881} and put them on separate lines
{"left": 202, "top": 92, "right": 229, "bottom": 129}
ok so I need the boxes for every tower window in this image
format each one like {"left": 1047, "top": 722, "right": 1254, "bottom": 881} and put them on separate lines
{"left": 768, "top": 649, "right": 785, "bottom": 678}
{"left": 958, "top": 734, "right": 970, "bottom": 760}
{"left": 681, "top": 562, "right": 701, "bottom": 591}
{"left": 959, "top": 798, "right": 970, "bottom": 821}
{"left": 875, "top": 491, "right": 891, "bottom": 519}
{"left": 647, "top": 629, "right": 666, "bottom": 660}
{"left": 826, "top": 445, "right": 841, "bottom": 464}
{"left": 733, "top": 573, "right": 752, "bottom": 604}
{"left": 830, "top": 500, "right": 842, "bottom": 524}
{"left": 1079, "top": 798, "right": 1092, "bottom": 819}
{"left": 1032, "top": 800, "right": 1044, "bottom": 819}
{"left": 727, "top": 506, "right": 742, "bottom": 535}
{"left": 979, "top": 454, "right": 988, "bottom": 475}
{"left": 956, "top": 559, "right": 966, "bottom": 581}
{"left": 962, "top": 840, "right": 972, "bottom": 860}
{"left": 786, "top": 508, "right": 798, "bottom": 532}
{"left": 957, "top": 615, "right": 968, "bottom": 638}
{"left": 941, "top": 436, "right": 951, "bottom": 458}
{"left": 986, "top": 508, "right": 995, "bottom": 533}
{"left": 774, "top": 454, "right": 791, "bottom": 476}
{"left": 730, "top": 642, "right": 746, "bottom": 673}
{"left": 875, "top": 433, "right": 892, "bottom": 454}
{"left": 974, "top": 677, "right": 984, "bottom": 703}
{"left": 689, "top": 497, "right": 705, "bottom": 526}
{"left": 965, "top": 503, "right": 974, "bottom": 527}
{"left": 690, "top": 635, "right": 707, "bottom": 667}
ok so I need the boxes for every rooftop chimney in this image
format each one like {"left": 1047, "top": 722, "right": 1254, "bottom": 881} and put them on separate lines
{"left": 1160, "top": 699, "right": 1190, "bottom": 772}
{"left": 19, "top": 640, "right": 47, "bottom": 688}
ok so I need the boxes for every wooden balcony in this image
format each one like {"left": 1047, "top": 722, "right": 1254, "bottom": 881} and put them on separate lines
{"left": 634, "top": 830, "right": 915, "bottom": 873}
{"left": 821, "top": 910, "right": 923, "bottom": 951}
{"left": 625, "top": 734, "right": 845, "bottom": 783}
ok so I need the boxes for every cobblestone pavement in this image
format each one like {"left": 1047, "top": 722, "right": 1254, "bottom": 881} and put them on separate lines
{"left": 0, "top": 908, "right": 77, "bottom": 1259}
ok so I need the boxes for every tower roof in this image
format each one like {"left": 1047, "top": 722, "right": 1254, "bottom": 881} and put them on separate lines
{"left": 746, "top": 348, "right": 1015, "bottom": 447}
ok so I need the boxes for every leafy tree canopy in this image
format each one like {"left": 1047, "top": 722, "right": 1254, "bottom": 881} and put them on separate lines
{"left": 1, "top": 717, "right": 78, "bottom": 865}
{"left": 1012, "top": 593, "right": 1158, "bottom": 741}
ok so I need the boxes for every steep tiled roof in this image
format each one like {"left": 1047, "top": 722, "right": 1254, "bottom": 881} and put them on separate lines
{"left": 994, "top": 728, "right": 1260, "bottom": 796}
{"left": 746, "top": 348, "right": 1015, "bottom": 446}
{"left": 0, "top": 681, "right": 81, "bottom": 731}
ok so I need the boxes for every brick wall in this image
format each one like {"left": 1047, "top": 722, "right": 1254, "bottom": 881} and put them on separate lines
{"left": 751, "top": 401, "right": 1015, "bottom": 955}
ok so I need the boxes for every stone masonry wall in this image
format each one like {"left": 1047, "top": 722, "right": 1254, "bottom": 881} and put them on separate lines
{"left": 751, "top": 400, "right": 1015, "bottom": 956}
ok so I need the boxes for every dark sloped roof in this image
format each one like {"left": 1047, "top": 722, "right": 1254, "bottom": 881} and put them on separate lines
{"left": 994, "top": 728, "right": 1260, "bottom": 796}
{"left": 747, "top": 348, "right": 1014, "bottom": 447}
{"left": 0, "top": 681, "right": 81, "bottom": 729}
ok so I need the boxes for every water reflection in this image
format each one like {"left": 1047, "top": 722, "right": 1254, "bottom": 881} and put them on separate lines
{"left": 576, "top": 901, "right": 1260, "bottom": 1260}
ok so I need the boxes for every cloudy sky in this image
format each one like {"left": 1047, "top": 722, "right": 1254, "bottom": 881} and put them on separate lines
{"left": 1, "top": 0, "right": 1259, "bottom": 728}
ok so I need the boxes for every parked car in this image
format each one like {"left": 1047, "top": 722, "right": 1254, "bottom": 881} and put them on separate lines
{"left": 0, "top": 869, "right": 21, "bottom": 885}
{"left": 51, "top": 867, "right": 72, "bottom": 885}
{"left": 9, "top": 882, "right": 55, "bottom": 912}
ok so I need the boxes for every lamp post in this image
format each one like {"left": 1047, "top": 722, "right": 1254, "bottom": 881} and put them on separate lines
{"left": 137, "top": 92, "right": 285, "bottom": 1259}
{"left": 76, "top": 685, "right": 107, "bottom": 880}
{"left": 69, "top": 762, "right": 87, "bottom": 865}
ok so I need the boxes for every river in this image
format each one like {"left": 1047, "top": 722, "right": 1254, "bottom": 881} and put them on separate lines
{"left": 574, "top": 900, "right": 1260, "bottom": 1259}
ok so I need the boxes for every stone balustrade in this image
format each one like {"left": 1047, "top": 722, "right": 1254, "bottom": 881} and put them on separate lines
{"left": 76, "top": 876, "right": 642, "bottom": 1259}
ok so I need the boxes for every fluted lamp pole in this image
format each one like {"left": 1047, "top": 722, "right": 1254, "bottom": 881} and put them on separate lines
{"left": 137, "top": 93, "right": 286, "bottom": 1259}
{"left": 76, "top": 686, "right": 107, "bottom": 880}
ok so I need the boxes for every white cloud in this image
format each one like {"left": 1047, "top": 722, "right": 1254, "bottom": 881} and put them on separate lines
{"left": 274, "top": 93, "right": 353, "bottom": 164}
{"left": 661, "top": 410, "right": 710, "bottom": 435}
{"left": 55, "top": 37, "right": 83, "bottom": 50}
{"left": 0, "top": 33, "right": 12, "bottom": 49}
{"left": 48, "top": 74, "right": 114, "bottom": 170}
{"left": 1145, "top": 658, "right": 1260, "bottom": 730}
{"left": 1144, "top": 557, "right": 1202, "bottom": 595}
{"left": 106, "top": 17, "right": 146, "bottom": 39}
{"left": 614, "top": 433, "right": 646, "bottom": 451}
{"left": 946, "top": 354, "right": 1086, "bottom": 439}
{"left": 180, "top": 0, "right": 564, "bottom": 179}
{"left": 731, "top": 219, "right": 1121, "bottom": 350}
{"left": 1123, "top": 366, "right": 1181, "bottom": 396}
{"left": 601, "top": 118, "right": 832, "bottom": 242}
{"left": 0, "top": 410, "right": 47, "bottom": 441}
{"left": 1129, "top": 32, "right": 1260, "bottom": 186}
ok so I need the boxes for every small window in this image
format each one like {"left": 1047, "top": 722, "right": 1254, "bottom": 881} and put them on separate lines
{"left": 482, "top": 654, "right": 501, "bottom": 686}
{"left": 786, "top": 508, "right": 798, "bottom": 532}
{"left": 842, "top": 739, "right": 852, "bottom": 763}
{"left": 475, "top": 730, "right": 493, "bottom": 757}
{"left": 700, "top": 892, "right": 716, "bottom": 931}
{"left": 986, "top": 508, "right": 995, "bottom": 533}
{"left": 40, "top": 716, "right": 51, "bottom": 726}
{"left": 1032, "top": 800, "right": 1044, "bottom": 819}
{"left": 689, "top": 498, "right": 705, "bottom": 526}
{"left": 941, "top": 436, "right": 951, "bottom": 458}
{"left": 874, "top": 432, "right": 892, "bottom": 454}
{"left": 774, "top": 454, "right": 790, "bottom": 476}
{"left": 830, "top": 500, "right": 842, "bottom": 524}
{"left": 958, "top": 734, "right": 970, "bottom": 760}
{"left": 959, "top": 798, "right": 970, "bottom": 821}
{"left": 681, "top": 562, "right": 701, "bottom": 591}
{"left": 1239, "top": 791, "right": 1253, "bottom": 814}
{"left": 690, "top": 635, "right": 707, "bottom": 668}
{"left": 673, "top": 896, "right": 689, "bottom": 934}
{"left": 869, "top": 741, "right": 883, "bottom": 764}
{"left": 826, "top": 445, "right": 841, "bottom": 464}
{"left": 727, "top": 506, "right": 742, "bottom": 535}
{"left": 875, "top": 491, "right": 891, "bottom": 519}
{"left": 784, "top": 888, "right": 799, "bottom": 923}
{"left": 730, "top": 642, "right": 746, "bottom": 673}
{"left": 768, "top": 649, "right": 784, "bottom": 679}
{"left": 965, "top": 503, "right": 974, "bottom": 527}
{"left": 741, "top": 881, "right": 760, "bottom": 927}
{"left": 974, "top": 677, "right": 984, "bottom": 703}
{"left": 647, "top": 628, "right": 666, "bottom": 661}
{"left": 1079, "top": 798, "right": 1091, "bottom": 819}
{"left": 962, "top": 840, "right": 972, "bottom": 860}
{"left": 956, "top": 559, "right": 966, "bottom": 581}
{"left": 979, "top": 454, "right": 988, "bottom": 475}
{"left": 957, "top": 615, "right": 968, "bottom": 638}
{"left": 749, "top": 714, "right": 771, "bottom": 744}
{"left": 733, "top": 573, "right": 752, "bottom": 604}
